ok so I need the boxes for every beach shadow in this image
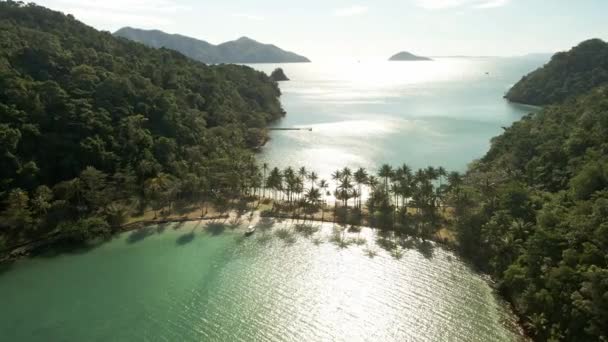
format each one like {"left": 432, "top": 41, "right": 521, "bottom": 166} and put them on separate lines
{"left": 176, "top": 232, "right": 195, "bottom": 246}
{"left": 255, "top": 217, "right": 276, "bottom": 233}
{"left": 415, "top": 240, "right": 435, "bottom": 259}
{"left": 127, "top": 226, "right": 156, "bottom": 244}
{"left": 172, "top": 221, "right": 186, "bottom": 230}
{"left": 256, "top": 233, "right": 273, "bottom": 245}
{"left": 274, "top": 228, "right": 296, "bottom": 245}
{"left": 228, "top": 217, "right": 242, "bottom": 230}
{"left": 329, "top": 232, "right": 351, "bottom": 249}
{"left": 30, "top": 236, "right": 108, "bottom": 259}
{"left": 0, "top": 261, "right": 13, "bottom": 276}
{"left": 294, "top": 223, "right": 320, "bottom": 238}
{"left": 205, "top": 222, "right": 226, "bottom": 236}
{"left": 364, "top": 248, "right": 378, "bottom": 258}
{"left": 156, "top": 222, "right": 170, "bottom": 234}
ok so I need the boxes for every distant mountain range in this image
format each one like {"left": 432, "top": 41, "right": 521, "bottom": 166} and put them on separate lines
{"left": 388, "top": 51, "right": 432, "bottom": 61}
{"left": 114, "top": 27, "right": 310, "bottom": 64}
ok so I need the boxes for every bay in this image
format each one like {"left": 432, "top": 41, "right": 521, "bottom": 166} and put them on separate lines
{"left": 254, "top": 58, "right": 544, "bottom": 178}
{"left": 0, "top": 220, "right": 525, "bottom": 341}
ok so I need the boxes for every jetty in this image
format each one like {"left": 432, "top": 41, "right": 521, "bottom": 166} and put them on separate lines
{"left": 269, "top": 128, "right": 313, "bottom": 131}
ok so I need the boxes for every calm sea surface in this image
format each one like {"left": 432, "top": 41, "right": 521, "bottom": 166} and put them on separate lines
{"left": 0, "top": 58, "right": 547, "bottom": 341}
{"left": 0, "top": 221, "right": 526, "bottom": 341}
{"left": 255, "top": 58, "right": 543, "bottom": 178}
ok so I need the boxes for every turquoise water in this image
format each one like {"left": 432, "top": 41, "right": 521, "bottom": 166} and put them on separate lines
{"left": 254, "top": 58, "right": 544, "bottom": 177}
{"left": 0, "top": 59, "right": 545, "bottom": 341}
{"left": 0, "top": 220, "right": 525, "bottom": 341}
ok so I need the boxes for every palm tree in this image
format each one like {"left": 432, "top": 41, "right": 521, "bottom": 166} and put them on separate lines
{"left": 262, "top": 162, "right": 269, "bottom": 199}
{"left": 318, "top": 179, "right": 330, "bottom": 195}
{"left": 354, "top": 168, "right": 368, "bottom": 209}
{"left": 308, "top": 171, "right": 318, "bottom": 190}
{"left": 331, "top": 169, "right": 342, "bottom": 210}
{"left": 284, "top": 167, "right": 296, "bottom": 204}
{"left": 337, "top": 174, "right": 353, "bottom": 208}
{"left": 305, "top": 188, "right": 322, "bottom": 208}
{"left": 447, "top": 171, "right": 464, "bottom": 210}
{"left": 437, "top": 166, "right": 447, "bottom": 187}
{"left": 424, "top": 167, "right": 440, "bottom": 195}
{"left": 144, "top": 173, "right": 173, "bottom": 219}
{"left": 378, "top": 164, "right": 393, "bottom": 195}
{"left": 318, "top": 179, "right": 330, "bottom": 221}
{"left": 267, "top": 167, "right": 283, "bottom": 207}
{"left": 298, "top": 166, "right": 308, "bottom": 182}
{"left": 294, "top": 177, "right": 304, "bottom": 208}
{"left": 341, "top": 167, "right": 352, "bottom": 179}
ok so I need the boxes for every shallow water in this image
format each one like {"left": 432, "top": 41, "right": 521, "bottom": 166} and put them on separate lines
{"left": 254, "top": 58, "right": 544, "bottom": 177}
{"left": 0, "top": 220, "right": 525, "bottom": 341}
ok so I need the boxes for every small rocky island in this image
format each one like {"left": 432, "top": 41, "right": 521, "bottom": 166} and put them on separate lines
{"left": 389, "top": 51, "right": 432, "bottom": 61}
{"left": 270, "top": 68, "right": 289, "bottom": 81}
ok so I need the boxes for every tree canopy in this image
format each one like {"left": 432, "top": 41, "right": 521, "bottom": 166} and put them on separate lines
{"left": 505, "top": 39, "right": 608, "bottom": 105}
{"left": 454, "top": 85, "right": 608, "bottom": 340}
{"left": 0, "top": 1, "right": 284, "bottom": 246}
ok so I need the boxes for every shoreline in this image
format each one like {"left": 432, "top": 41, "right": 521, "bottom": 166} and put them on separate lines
{"left": 0, "top": 208, "right": 529, "bottom": 341}
{"left": 0, "top": 205, "right": 454, "bottom": 264}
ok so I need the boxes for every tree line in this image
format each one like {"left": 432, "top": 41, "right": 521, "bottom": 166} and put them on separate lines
{"left": 458, "top": 82, "right": 608, "bottom": 339}
{"left": 0, "top": 1, "right": 284, "bottom": 248}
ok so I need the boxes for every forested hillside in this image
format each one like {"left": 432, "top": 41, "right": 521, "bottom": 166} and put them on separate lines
{"left": 0, "top": 1, "right": 284, "bottom": 249}
{"left": 452, "top": 86, "right": 608, "bottom": 340}
{"left": 114, "top": 27, "right": 311, "bottom": 64}
{"left": 505, "top": 39, "right": 608, "bottom": 105}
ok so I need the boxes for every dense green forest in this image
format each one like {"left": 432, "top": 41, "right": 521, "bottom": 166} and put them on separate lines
{"left": 505, "top": 39, "right": 608, "bottom": 105}
{"left": 0, "top": 1, "right": 284, "bottom": 249}
{"left": 1, "top": 1, "right": 608, "bottom": 341}
{"left": 454, "top": 87, "right": 608, "bottom": 338}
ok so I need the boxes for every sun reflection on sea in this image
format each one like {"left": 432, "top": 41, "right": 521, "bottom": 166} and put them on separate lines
{"left": 255, "top": 57, "right": 541, "bottom": 195}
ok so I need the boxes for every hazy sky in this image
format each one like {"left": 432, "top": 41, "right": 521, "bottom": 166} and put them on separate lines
{"left": 34, "top": 0, "right": 608, "bottom": 60}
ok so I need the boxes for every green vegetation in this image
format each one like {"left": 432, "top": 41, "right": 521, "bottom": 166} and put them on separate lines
{"left": 0, "top": 1, "right": 284, "bottom": 248}
{"left": 114, "top": 27, "right": 311, "bottom": 64}
{"left": 1, "top": 2, "right": 607, "bottom": 341}
{"left": 505, "top": 39, "right": 608, "bottom": 105}
{"left": 452, "top": 86, "right": 608, "bottom": 340}
{"left": 261, "top": 165, "right": 454, "bottom": 240}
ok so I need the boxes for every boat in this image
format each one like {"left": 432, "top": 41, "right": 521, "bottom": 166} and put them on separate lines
{"left": 244, "top": 225, "right": 256, "bottom": 236}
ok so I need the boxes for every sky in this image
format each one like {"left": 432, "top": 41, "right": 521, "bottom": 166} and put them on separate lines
{"left": 33, "top": 0, "right": 608, "bottom": 60}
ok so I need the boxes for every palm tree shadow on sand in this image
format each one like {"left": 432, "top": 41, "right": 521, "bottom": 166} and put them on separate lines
{"left": 255, "top": 217, "right": 276, "bottom": 233}
{"left": 205, "top": 222, "right": 226, "bottom": 236}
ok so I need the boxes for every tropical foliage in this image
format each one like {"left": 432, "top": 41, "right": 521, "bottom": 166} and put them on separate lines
{"left": 0, "top": 1, "right": 284, "bottom": 247}
{"left": 453, "top": 87, "right": 608, "bottom": 341}
{"left": 261, "top": 164, "right": 453, "bottom": 240}
{"left": 505, "top": 39, "right": 608, "bottom": 105}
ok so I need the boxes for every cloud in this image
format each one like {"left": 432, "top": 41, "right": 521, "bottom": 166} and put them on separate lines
{"left": 232, "top": 13, "right": 265, "bottom": 21}
{"left": 34, "top": 0, "right": 190, "bottom": 29}
{"left": 414, "top": 0, "right": 510, "bottom": 10}
{"left": 334, "top": 5, "right": 369, "bottom": 17}
{"left": 473, "top": 0, "right": 509, "bottom": 8}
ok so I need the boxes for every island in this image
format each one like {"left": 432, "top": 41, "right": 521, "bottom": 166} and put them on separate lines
{"left": 270, "top": 68, "right": 289, "bottom": 81}
{"left": 2, "top": 3, "right": 608, "bottom": 342}
{"left": 114, "top": 27, "right": 311, "bottom": 64}
{"left": 388, "top": 51, "right": 432, "bottom": 61}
